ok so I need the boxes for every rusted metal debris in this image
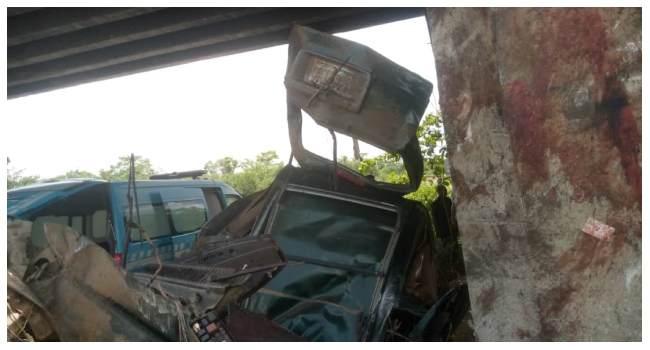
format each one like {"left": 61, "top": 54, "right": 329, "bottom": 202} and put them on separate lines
{"left": 7, "top": 219, "right": 31, "bottom": 278}
{"left": 7, "top": 220, "right": 300, "bottom": 341}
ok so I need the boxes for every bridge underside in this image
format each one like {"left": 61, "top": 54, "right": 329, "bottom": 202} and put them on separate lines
{"left": 7, "top": 7, "right": 423, "bottom": 99}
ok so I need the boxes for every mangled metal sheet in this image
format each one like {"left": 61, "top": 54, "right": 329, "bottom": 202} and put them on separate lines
{"left": 198, "top": 163, "right": 467, "bottom": 341}
{"left": 133, "top": 235, "right": 286, "bottom": 313}
{"left": 7, "top": 219, "right": 31, "bottom": 278}
{"left": 286, "top": 25, "right": 432, "bottom": 154}
{"left": 7, "top": 269, "right": 60, "bottom": 341}
{"left": 8, "top": 220, "right": 297, "bottom": 342}
{"left": 22, "top": 223, "right": 193, "bottom": 341}
{"left": 285, "top": 25, "right": 432, "bottom": 194}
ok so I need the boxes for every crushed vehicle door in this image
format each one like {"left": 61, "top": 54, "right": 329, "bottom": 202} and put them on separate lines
{"left": 245, "top": 184, "right": 401, "bottom": 341}
{"left": 284, "top": 25, "right": 432, "bottom": 194}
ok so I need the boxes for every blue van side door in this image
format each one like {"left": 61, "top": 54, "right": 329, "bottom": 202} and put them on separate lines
{"left": 160, "top": 187, "right": 215, "bottom": 260}
{"left": 110, "top": 183, "right": 219, "bottom": 270}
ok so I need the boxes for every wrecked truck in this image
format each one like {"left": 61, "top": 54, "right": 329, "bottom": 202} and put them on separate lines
{"left": 6, "top": 25, "right": 469, "bottom": 342}
{"left": 194, "top": 25, "right": 470, "bottom": 341}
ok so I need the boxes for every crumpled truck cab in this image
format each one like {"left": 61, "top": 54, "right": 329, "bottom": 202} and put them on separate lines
{"left": 196, "top": 25, "right": 469, "bottom": 342}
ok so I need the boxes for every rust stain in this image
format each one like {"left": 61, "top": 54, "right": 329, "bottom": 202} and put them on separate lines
{"left": 544, "top": 285, "right": 578, "bottom": 316}
{"left": 503, "top": 80, "right": 548, "bottom": 191}
{"left": 472, "top": 184, "right": 489, "bottom": 196}
{"left": 434, "top": 9, "right": 503, "bottom": 155}
{"left": 546, "top": 186, "right": 558, "bottom": 201}
{"left": 601, "top": 79, "right": 642, "bottom": 208}
{"left": 502, "top": 8, "right": 641, "bottom": 212}
{"left": 556, "top": 221, "right": 628, "bottom": 279}
{"left": 475, "top": 287, "right": 497, "bottom": 316}
{"left": 555, "top": 250, "right": 572, "bottom": 269}
{"left": 516, "top": 328, "right": 531, "bottom": 339}
{"left": 571, "top": 233, "right": 599, "bottom": 273}
{"left": 536, "top": 282, "right": 582, "bottom": 341}
{"left": 451, "top": 170, "right": 491, "bottom": 206}
{"left": 449, "top": 166, "right": 471, "bottom": 205}
{"left": 538, "top": 320, "right": 559, "bottom": 341}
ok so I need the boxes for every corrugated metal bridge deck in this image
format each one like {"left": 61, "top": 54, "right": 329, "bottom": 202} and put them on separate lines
{"left": 7, "top": 7, "right": 424, "bottom": 99}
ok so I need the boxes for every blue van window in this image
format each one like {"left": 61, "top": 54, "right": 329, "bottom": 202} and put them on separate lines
{"left": 225, "top": 194, "right": 241, "bottom": 206}
{"left": 71, "top": 216, "right": 83, "bottom": 232}
{"left": 92, "top": 210, "right": 108, "bottom": 239}
{"left": 126, "top": 203, "right": 172, "bottom": 241}
{"left": 31, "top": 215, "right": 68, "bottom": 247}
{"left": 167, "top": 200, "right": 207, "bottom": 235}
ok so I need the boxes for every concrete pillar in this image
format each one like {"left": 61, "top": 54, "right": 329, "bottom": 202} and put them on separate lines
{"left": 426, "top": 8, "right": 641, "bottom": 341}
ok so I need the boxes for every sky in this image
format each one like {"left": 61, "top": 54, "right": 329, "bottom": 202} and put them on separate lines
{"left": 5, "top": 16, "right": 439, "bottom": 179}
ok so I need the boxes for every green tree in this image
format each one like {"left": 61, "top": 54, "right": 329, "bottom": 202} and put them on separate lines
{"left": 99, "top": 155, "right": 159, "bottom": 181}
{"left": 7, "top": 167, "right": 40, "bottom": 190}
{"left": 205, "top": 157, "right": 240, "bottom": 176}
{"left": 337, "top": 155, "right": 361, "bottom": 172}
{"left": 7, "top": 157, "right": 40, "bottom": 190}
{"left": 49, "top": 169, "right": 98, "bottom": 180}
{"left": 204, "top": 151, "right": 284, "bottom": 197}
{"left": 358, "top": 112, "right": 450, "bottom": 209}
{"left": 221, "top": 171, "right": 259, "bottom": 197}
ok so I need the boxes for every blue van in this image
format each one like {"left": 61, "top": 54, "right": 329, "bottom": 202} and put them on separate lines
{"left": 7, "top": 178, "right": 241, "bottom": 270}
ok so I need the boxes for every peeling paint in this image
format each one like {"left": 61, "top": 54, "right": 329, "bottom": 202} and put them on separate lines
{"left": 581, "top": 217, "right": 615, "bottom": 241}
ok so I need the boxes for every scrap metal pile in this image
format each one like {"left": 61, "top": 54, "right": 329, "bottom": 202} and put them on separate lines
{"left": 7, "top": 25, "right": 469, "bottom": 342}
{"left": 7, "top": 221, "right": 299, "bottom": 341}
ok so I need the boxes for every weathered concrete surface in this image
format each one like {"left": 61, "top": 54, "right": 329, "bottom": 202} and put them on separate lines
{"left": 427, "top": 8, "right": 641, "bottom": 341}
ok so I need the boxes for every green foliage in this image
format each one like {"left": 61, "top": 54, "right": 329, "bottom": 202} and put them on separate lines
{"left": 404, "top": 181, "right": 438, "bottom": 211}
{"left": 358, "top": 112, "right": 451, "bottom": 194}
{"left": 99, "top": 155, "right": 159, "bottom": 181}
{"left": 354, "top": 112, "right": 464, "bottom": 287}
{"left": 7, "top": 167, "right": 40, "bottom": 190}
{"left": 49, "top": 169, "right": 98, "bottom": 180}
{"left": 432, "top": 234, "right": 466, "bottom": 290}
{"left": 204, "top": 151, "right": 284, "bottom": 197}
{"left": 337, "top": 155, "right": 361, "bottom": 172}
{"left": 205, "top": 157, "right": 239, "bottom": 175}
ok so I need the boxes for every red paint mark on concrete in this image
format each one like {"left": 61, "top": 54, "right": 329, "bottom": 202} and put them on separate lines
{"left": 603, "top": 81, "right": 642, "bottom": 207}
{"left": 473, "top": 184, "right": 489, "bottom": 196}
{"left": 556, "top": 215, "right": 630, "bottom": 276}
{"left": 449, "top": 166, "right": 471, "bottom": 205}
{"left": 602, "top": 215, "right": 631, "bottom": 271}
{"left": 554, "top": 9, "right": 608, "bottom": 76}
{"left": 503, "top": 80, "right": 548, "bottom": 190}
{"left": 573, "top": 233, "right": 599, "bottom": 272}
{"left": 582, "top": 217, "right": 615, "bottom": 241}
{"left": 476, "top": 287, "right": 497, "bottom": 316}
{"left": 502, "top": 9, "right": 641, "bottom": 212}
{"left": 516, "top": 328, "right": 531, "bottom": 339}
{"left": 546, "top": 186, "right": 558, "bottom": 201}
{"left": 545, "top": 285, "right": 579, "bottom": 316}
{"left": 537, "top": 282, "right": 583, "bottom": 340}
{"left": 555, "top": 250, "right": 572, "bottom": 269}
